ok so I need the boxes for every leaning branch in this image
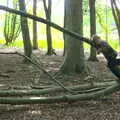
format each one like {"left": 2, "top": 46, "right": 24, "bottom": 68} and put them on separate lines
{"left": 0, "top": 5, "right": 93, "bottom": 46}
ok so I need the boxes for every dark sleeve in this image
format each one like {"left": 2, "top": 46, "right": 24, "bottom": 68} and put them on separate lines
{"left": 101, "top": 41, "right": 117, "bottom": 61}
{"left": 108, "top": 58, "right": 120, "bottom": 66}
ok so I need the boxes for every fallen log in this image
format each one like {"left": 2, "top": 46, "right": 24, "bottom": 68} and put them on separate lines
{"left": 0, "top": 82, "right": 119, "bottom": 104}
{"left": 0, "top": 81, "right": 117, "bottom": 97}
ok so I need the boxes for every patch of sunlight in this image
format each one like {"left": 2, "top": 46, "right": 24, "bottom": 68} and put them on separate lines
{"left": 30, "top": 97, "right": 47, "bottom": 100}
{"left": 0, "top": 84, "right": 5, "bottom": 87}
{"left": 28, "top": 110, "right": 42, "bottom": 116}
{"left": 0, "top": 38, "right": 119, "bottom": 50}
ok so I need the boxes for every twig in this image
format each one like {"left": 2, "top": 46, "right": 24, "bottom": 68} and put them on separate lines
{"left": 15, "top": 52, "right": 80, "bottom": 94}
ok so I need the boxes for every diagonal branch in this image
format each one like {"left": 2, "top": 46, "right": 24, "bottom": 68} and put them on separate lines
{"left": 0, "top": 5, "right": 93, "bottom": 46}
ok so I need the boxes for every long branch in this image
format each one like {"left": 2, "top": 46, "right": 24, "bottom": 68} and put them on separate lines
{"left": 0, "top": 83, "right": 119, "bottom": 104}
{"left": 0, "top": 5, "right": 93, "bottom": 46}
{"left": 0, "top": 81, "right": 117, "bottom": 97}
{"left": 16, "top": 52, "right": 80, "bottom": 94}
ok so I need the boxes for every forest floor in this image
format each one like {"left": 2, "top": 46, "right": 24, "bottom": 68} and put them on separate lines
{"left": 0, "top": 48, "right": 119, "bottom": 120}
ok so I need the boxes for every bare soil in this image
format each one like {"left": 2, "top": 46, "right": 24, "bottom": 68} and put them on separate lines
{"left": 0, "top": 48, "right": 119, "bottom": 120}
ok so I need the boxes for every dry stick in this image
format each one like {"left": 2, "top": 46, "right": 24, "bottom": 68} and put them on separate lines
{"left": 15, "top": 52, "right": 81, "bottom": 94}
{"left": 0, "top": 51, "right": 70, "bottom": 91}
{"left": 0, "top": 51, "right": 118, "bottom": 96}
{"left": 0, "top": 51, "right": 105, "bottom": 94}
{"left": 16, "top": 52, "right": 107, "bottom": 94}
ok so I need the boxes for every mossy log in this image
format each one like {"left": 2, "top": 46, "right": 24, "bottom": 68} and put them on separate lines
{"left": 0, "top": 83, "right": 119, "bottom": 104}
{"left": 0, "top": 81, "right": 116, "bottom": 97}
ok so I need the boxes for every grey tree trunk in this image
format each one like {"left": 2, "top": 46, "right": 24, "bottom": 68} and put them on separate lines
{"left": 33, "top": 0, "right": 38, "bottom": 49}
{"left": 88, "top": 0, "right": 98, "bottom": 61}
{"left": 111, "top": 0, "right": 120, "bottom": 42}
{"left": 60, "top": 0, "right": 85, "bottom": 74}
{"left": 19, "top": 0, "right": 32, "bottom": 59}
{"left": 63, "top": 0, "right": 67, "bottom": 56}
{"left": 43, "top": 0, "right": 53, "bottom": 55}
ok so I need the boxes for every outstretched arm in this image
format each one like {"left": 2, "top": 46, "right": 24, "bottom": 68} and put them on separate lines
{"left": 91, "top": 35, "right": 117, "bottom": 61}
{"left": 91, "top": 35, "right": 120, "bottom": 79}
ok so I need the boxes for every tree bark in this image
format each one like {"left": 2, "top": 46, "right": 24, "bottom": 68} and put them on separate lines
{"left": 33, "top": 0, "right": 38, "bottom": 49}
{"left": 19, "top": 0, "right": 32, "bottom": 59}
{"left": 63, "top": 0, "right": 67, "bottom": 56}
{"left": 43, "top": 0, "right": 53, "bottom": 55}
{"left": 88, "top": 0, "right": 98, "bottom": 61}
{"left": 60, "top": 0, "right": 85, "bottom": 74}
{"left": 111, "top": 0, "right": 120, "bottom": 41}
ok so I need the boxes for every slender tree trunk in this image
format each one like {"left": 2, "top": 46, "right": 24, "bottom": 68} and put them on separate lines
{"left": 63, "top": 0, "right": 67, "bottom": 56}
{"left": 60, "top": 0, "right": 85, "bottom": 74}
{"left": 88, "top": 0, "right": 98, "bottom": 61}
{"left": 33, "top": 0, "right": 38, "bottom": 49}
{"left": 111, "top": 0, "right": 120, "bottom": 42}
{"left": 46, "top": 14, "right": 52, "bottom": 55}
{"left": 43, "top": 0, "right": 53, "bottom": 55}
{"left": 19, "top": 0, "right": 32, "bottom": 59}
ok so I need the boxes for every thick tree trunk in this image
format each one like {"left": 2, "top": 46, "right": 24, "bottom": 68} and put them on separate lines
{"left": 60, "top": 0, "right": 85, "bottom": 74}
{"left": 88, "top": 0, "right": 98, "bottom": 61}
{"left": 19, "top": 0, "right": 32, "bottom": 58}
{"left": 33, "top": 0, "right": 38, "bottom": 49}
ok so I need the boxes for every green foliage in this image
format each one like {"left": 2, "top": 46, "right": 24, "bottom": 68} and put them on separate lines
{"left": 0, "top": 38, "right": 119, "bottom": 51}
{"left": 83, "top": 0, "right": 89, "bottom": 15}
{"left": 96, "top": 1, "right": 115, "bottom": 35}
{"left": 4, "top": 13, "right": 21, "bottom": 45}
{"left": 4, "top": 1, "right": 21, "bottom": 45}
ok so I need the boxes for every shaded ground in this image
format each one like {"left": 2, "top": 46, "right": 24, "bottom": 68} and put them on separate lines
{"left": 0, "top": 48, "right": 119, "bottom": 120}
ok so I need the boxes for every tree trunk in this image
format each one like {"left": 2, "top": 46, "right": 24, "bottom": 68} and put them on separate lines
{"left": 46, "top": 17, "right": 52, "bottom": 55}
{"left": 43, "top": 0, "right": 53, "bottom": 55}
{"left": 111, "top": 0, "right": 120, "bottom": 41}
{"left": 88, "top": 0, "right": 98, "bottom": 61}
{"left": 60, "top": 0, "right": 85, "bottom": 74}
{"left": 33, "top": 0, "right": 38, "bottom": 49}
{"left": 19, "top": 0, "right": 32, "bottom": 59}
{"left": 63, "top": 0, "right": 67, "bottom": 56}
